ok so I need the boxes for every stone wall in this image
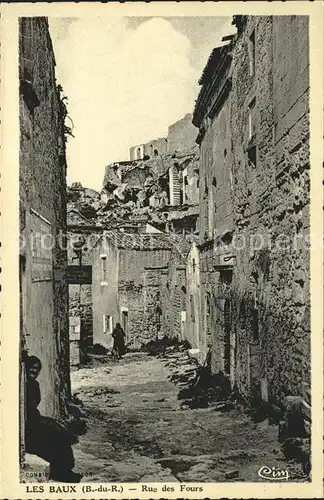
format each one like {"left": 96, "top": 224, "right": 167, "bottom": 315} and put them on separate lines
{"left": 142, "top": 267, "right": 168, "bottom": 340}
{"left": 129, "top": 113, "right": 197, "bottom": 160}
{"left": 167, "top": 113, "right": 197, "bottom": 154}
{"left": 130, "top": 137, "right": 168, "bottom": 161}
{"left": 229, "top": 15, "right": 310, "bottom": 403}
{"left": 185, "top": 243, "right": 203, "bottom": 354}
{"left": 19, "top": 17, "right": 70, "bottom": 419}
{"left": 118, "top": 248, "right": 172, "bottom": 346}
{"left": 183, "top": 159, "right": 200, "bottom": 206}
{"left": 192, "top": 15, "right": 310, "bottom": 406}
{"left": 160, "top": 247, "right": 187, "bottom": 340}
{"left": 67, "top": 229, "right": 98, "bottom": 358}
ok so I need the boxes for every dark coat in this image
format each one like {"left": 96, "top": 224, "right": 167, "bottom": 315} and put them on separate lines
{"left": 112, "top": 326, "right": 126, "bottom": 356}
{"left": 25, "top": 378, "right": 74, "bottom": 471}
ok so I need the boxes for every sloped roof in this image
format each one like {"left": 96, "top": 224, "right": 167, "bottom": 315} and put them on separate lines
{"left": 101, "top": 231, "right": 173, "bottom": 250}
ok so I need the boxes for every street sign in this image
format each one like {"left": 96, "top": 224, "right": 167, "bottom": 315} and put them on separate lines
{"left": 67, "top": 265, "right": 92, "bottom": 284}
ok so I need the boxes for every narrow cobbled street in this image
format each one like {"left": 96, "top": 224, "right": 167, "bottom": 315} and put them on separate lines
{"left": 71, "top": 347, "right": 302, "bottom": 483}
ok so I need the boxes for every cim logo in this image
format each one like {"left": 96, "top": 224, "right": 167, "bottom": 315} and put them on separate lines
{"left": 258, "top": 466, "right": 289, "bottom": 481}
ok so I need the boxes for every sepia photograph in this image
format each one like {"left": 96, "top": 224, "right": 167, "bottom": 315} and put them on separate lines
{"left": 0, "top": 2, "right": 323, "bottom": 499}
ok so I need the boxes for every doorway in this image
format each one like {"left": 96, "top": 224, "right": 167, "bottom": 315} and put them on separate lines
{"left": 219, "top": 269, "right": 234, "bottom": 387}
{"left": 121, "top": 310, "right": 128, "bottom": 343}
{"left": 223, "top": 298, "right": 231, "bottom": 376}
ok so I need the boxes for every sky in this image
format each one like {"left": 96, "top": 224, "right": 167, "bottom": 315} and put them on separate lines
{"left": 49, "top": 16, "right": 236, "bottom": 190}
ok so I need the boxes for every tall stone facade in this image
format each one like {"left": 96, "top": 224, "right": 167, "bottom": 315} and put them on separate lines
{"left": 19, "top": 17, "right": 70, "bottom": 419}
{"left": 192, "top": 15, "right": 310, "bottom": 406}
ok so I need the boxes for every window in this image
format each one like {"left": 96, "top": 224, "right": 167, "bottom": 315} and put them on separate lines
{"left": 190, "top": 295, "right": 195, "bottom": 323}
{"left": 248, "top": 145, "right": 257, "bottom": 167}
{"left": 220, "top": 269, "right": 233, "bottom": 285}
{"left": 192, "top": 258, "right": 196, "bottom": 273}
{"left": 206, "top": 293, "right": 211, "bottom": 317}
{"left": 248, "top": 98, "right": 256, "bottom": 141}
{"left": 103, "top": 315, "right": 113, "bottom": 334}
{"left": 100, "top": 255, "right": 107, "bottom": 283}
{"left": 248, "top": 30, "right": 255, "bottom": 77}
{"left": 181, "top": 285, "right": 187, "bottom": 310}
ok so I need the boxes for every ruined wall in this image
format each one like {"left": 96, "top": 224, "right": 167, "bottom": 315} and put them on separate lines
{"left": 168, "top": 113, "right": 197, "bottom": 153}
{"left": 143, "top": 137, "right": 168, "bottom": 158}
{"left": 19, "top": 17, "right": 69, "bottom": 419}
{"left": 142, "top": 267, "right": 168, "bottom": 340}
{"left": 130, "top": 145, "right": 144, "bottom": 161}
{"left": 130, "top": 137, "right": 168, "bottom": 160}
{"left": 122, "top": 164, "right": 151, "bottom": 189}
{"left": 230, "top": 16, "right": 310, "bottom": 402}
{"left": 183, "top": 160, "right": 199, "bottom": 205}
{"left": 118, "top": 248, "right": 172, "bottom": 346}
{"left": 161, "top": 248, "right": 187, "bottom": 340}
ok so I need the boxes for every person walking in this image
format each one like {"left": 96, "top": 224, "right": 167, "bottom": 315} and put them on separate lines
{"left": 112, "top": 323, "right": 126, "bottom": 359}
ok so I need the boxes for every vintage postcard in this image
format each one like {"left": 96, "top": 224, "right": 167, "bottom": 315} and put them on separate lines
{"left": 0, "top": 1, "right": 323, "bottom": 498}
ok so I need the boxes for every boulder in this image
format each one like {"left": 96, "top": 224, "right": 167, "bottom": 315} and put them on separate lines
{"left": 282, "top": 395, "right": 310, "bottom": 438}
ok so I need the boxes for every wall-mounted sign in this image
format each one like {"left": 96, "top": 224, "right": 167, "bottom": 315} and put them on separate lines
{"left": 67, "top": 265, "right": 92, "bottom": 285}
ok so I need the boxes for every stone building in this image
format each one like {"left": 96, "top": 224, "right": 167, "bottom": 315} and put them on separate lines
{"left": 192, "top": 15, "right": 310, "bottom": 407}
{"left": 92, "top": 232, "right": 172, "bottom": 349}
{"left": 191, "top": 34, "right": 235, "bottom": 376}
{"left": 19, "top": 17, "right": 70, "bottom": 422}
